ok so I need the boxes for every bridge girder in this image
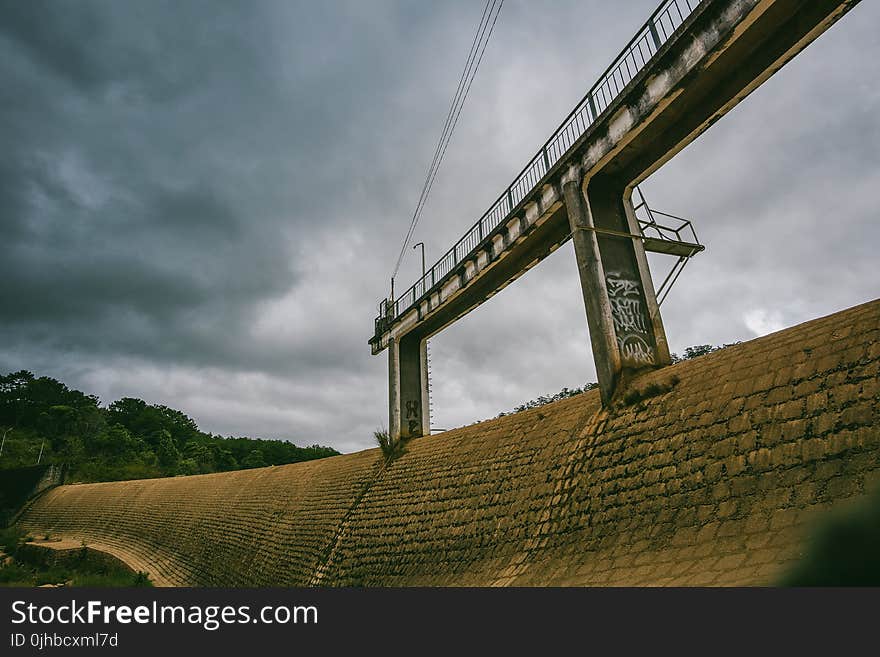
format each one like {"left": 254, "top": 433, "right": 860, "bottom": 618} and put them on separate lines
{"left": 376, "top": 0, "right": 862, "bottom": 439}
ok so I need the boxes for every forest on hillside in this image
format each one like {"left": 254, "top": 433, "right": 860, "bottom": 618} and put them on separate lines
{"left": 0, "top": 370, "right": 338, "bottom": 483}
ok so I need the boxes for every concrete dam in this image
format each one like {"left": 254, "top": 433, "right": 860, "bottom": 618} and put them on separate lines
{"left": 13, "top": 299, "right": 879, "bottom": 586}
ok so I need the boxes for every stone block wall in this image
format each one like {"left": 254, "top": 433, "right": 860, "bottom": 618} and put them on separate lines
{"left": 17, "top": 299, "right": 880, "bottom": 586}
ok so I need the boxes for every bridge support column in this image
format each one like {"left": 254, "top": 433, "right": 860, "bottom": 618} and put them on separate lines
{"left": 562, "top": 166, "right": 670, "bottom": 405}
{"left": 388, "top": 334, "right": 429, "bottom": 441}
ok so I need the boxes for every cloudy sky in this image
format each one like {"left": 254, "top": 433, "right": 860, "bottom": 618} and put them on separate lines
{"left": 1, "top": 0, "right": 877, "bottom": 453}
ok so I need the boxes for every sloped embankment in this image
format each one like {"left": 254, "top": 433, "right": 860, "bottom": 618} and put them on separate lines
{"left": 17, "top": 299, "right": 880, "bottom": 586}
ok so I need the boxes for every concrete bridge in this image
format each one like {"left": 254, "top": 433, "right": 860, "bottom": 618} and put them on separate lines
{"left": 371, "top": 0, "right": 861, "bottom": 440}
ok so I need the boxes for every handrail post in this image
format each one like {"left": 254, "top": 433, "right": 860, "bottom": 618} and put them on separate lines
{"left": 649, "top": 20, "right": 662, "bottom": 50}
{"left": 588, "top": 93, "right": 598, "bottom": 122}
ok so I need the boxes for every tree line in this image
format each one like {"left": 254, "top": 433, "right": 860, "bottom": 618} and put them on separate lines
{"left": 0, "top": 370, "right": 338, "bottom": 483}
{"left": 495, "top": 343, "right": 738, "bottom": 417}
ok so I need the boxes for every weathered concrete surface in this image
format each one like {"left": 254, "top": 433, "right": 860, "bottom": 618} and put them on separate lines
{"left": 374, "top": 0, "right": 862, "bottom": 427}
{"left": 370, "top": 0, "right": 862, "bottom": 355}
{"left": 18, "top": 299, "right": 880, "bottom": 586}
{"left": 388, "top": 334, "right": 430, "bottom": 440}
{"left": 563, "top": 167, "right": 671, "bottom": 404}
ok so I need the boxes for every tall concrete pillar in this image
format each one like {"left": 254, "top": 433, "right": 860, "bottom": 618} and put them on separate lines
{"left": 388, "top": 333, "right": 429, "bottom": 440}
{"left": 562, "top": 165, "right": 670, "bottom": 405}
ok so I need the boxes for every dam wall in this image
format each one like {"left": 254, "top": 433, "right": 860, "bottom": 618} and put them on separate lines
{"left": 17, "top": 299, "right": 880, "bottom": 586}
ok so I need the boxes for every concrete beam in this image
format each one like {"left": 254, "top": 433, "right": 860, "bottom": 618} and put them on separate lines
{"left": 563, "top": 166, "right": 670, "bottom": 404}
{"left": 388, "top": 334, "right": 429, "bottom": 441}
{"left": 373, "top": 0, "right": 861, "bottom": 419}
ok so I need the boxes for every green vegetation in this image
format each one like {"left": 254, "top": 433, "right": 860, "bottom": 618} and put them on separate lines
{"left": 495, "top": 343, "right": 737, "bottom": 417}
{"left": 781, "top": 487, "right": 880, "bottom": 586}
{"left": 0, "top": 370, "right": 339, "bottom": 483}
{"left": 497, "top": 383, "right": 599, "bottom": 418}
{"left": 0, "top": 562, "right": 153, "bottom": 588}
{"left": 374, "top": 428, "right": 404, "bottom": 462}
{"left": 0, "top": 529, "right": 151, "bottom": 587}
{"left": 0, "top": 526, "right": 25, "bottom": 560}
{"left": 670, "top": 342, "right": 741, "bottom": 363}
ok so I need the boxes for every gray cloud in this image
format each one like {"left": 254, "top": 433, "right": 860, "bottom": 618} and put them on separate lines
{"left": 0, "top": 0, "right": 877, "bottom": 451}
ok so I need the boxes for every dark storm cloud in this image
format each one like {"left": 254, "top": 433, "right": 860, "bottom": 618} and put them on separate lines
{"left": 0, "top": 1, "right": 111, "bottom": 93}
{"left": 0, "top": 1, "right": 326, "bottom": 368}
{"left": 0, "top": 0, "right": 876, "bottom": 451}
{"left": 0, "top": 0, "right": 486, "bottom": 451}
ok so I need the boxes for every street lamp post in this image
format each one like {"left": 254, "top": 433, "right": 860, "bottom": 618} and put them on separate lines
{"left": 413, "top": 242, "right": 426, "bottom": 279}
{"left": 413, "top": 241, "right": 431, "bottom": 436}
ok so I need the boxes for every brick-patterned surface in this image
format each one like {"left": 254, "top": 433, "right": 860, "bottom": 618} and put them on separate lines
{"left": 18, "top": 449, "right": 381, "bottom": 586}
{"left": 17, "top": 299, "right": 880, "bottom": 586}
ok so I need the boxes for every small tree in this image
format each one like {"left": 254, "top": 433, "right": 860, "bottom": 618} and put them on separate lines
{"left": 241, "top": 449, "right": 267, "bottom": 469}
{"left": 155, "top": 429, "right": 180, "bottom": 473}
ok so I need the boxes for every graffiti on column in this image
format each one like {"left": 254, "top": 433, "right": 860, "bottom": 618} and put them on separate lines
{"left": 405, "top": 400, "right": 420, "bottom": 435}
{"left": 605, "top": 271, "right": 655, "bottom": 366}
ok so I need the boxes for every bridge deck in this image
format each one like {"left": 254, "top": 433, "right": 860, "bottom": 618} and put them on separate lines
{"left": 371, "top": 0, "right": 702, "bottom": 351}
{"left": 371, "top": 0, "right": 859, "bottom": 355}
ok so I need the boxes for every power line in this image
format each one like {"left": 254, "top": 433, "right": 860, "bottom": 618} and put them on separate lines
{"left": 408, "top": 0, "right": 498, "bottom": 231}
{"left": 415, "top": 1, "right": 502, "bottom": 246}
{"left": 392, "top": 0, "right": 498, "bottom": 281}
{"left": 390, "top": 0, "right": 504, "bottom": 288}
{"left": 414, "top": 0, "right": 494, "bottom": 215}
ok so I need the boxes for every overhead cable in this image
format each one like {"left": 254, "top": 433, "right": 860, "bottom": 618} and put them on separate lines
{"left": 390, "top": 0, "right": 504, "bottom": 287}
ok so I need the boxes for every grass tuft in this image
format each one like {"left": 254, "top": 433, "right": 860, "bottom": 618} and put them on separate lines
{"left": 374, "top": 428, "right": 405, "bottom": 462}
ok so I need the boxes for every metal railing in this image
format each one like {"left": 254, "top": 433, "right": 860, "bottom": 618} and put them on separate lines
{"left": 376, "top": 0, "right": 701, "bottom": 334}
{"left": 632, "top": 187, "right": 701, "bottom": 250}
